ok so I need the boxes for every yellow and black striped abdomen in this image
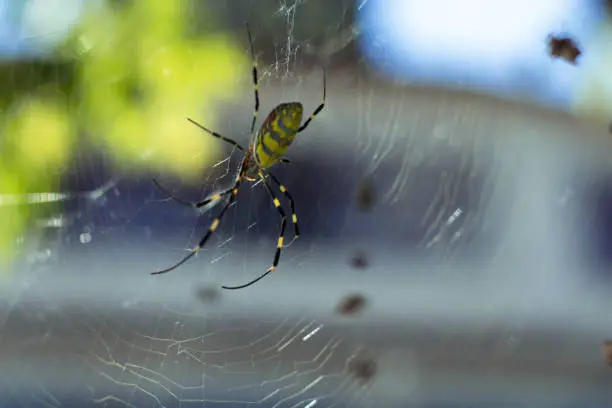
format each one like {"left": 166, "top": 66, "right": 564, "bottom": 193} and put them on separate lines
{"left": 254, "top": 102, "right": 303, "bottom": 168}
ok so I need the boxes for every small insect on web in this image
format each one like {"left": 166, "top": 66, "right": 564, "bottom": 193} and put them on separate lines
{"left": 547, "top": 33, "right": 582, "bottom": 65}
{"left": 151, "top": 23, "right": 326, "bottom": 290}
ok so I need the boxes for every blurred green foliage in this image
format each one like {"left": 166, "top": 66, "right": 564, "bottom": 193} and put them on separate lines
{"left": 66, "top": 0, "right": 246, "bottom": 178}
{"left": 0, "top": 0, "right": 247, "bottom": 272}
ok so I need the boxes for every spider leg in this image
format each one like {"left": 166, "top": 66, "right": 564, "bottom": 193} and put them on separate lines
{"left": 187, "top": 117, "right": 245, "bottom": 151}
{"left": 221, "top": 174, "right": 287, "bottom": 290}
{"left": 262, "top": 170, "right": 299, "bottom": 238}
{"left": 297, "top": 68, "right": 326, "bottom": 133}
{"left": 151, "top": 178, "right": 243, "bottom": 275}
{"left": 246, "top": 23, "right": 260, "bottom": 144}
{"left": 152, "top": 179, "right": 234, "bottom": 209}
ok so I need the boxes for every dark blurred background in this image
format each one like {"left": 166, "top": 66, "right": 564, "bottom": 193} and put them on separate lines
{"left": 1, "top": 0, "right": 612, "bottom": 407}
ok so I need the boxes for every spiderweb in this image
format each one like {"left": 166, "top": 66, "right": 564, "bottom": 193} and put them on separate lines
{"left": 2, "top": 0, "right": 612, "bottom": 407}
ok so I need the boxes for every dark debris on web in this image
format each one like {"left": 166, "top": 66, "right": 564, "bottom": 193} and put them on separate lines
{"left": 355, "top": 179, "right": 376, "bottom": 212}
{"left": 348, "top": 249, "right": 369, "bottom": 270}
{"left": 348, "top": 357, "right": 377, "bottom": 384}
{"left": 337, "top": 293, "right": 367, "bottom": 316}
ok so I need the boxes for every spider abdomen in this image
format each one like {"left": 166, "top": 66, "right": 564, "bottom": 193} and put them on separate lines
{"left": 254, "top": 102, "right": 303, "bottom": 168}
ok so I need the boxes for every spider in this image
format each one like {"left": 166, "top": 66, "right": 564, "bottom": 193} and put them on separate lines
{"left": 151, "top": 23, "right": 326, "bottom": 290}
